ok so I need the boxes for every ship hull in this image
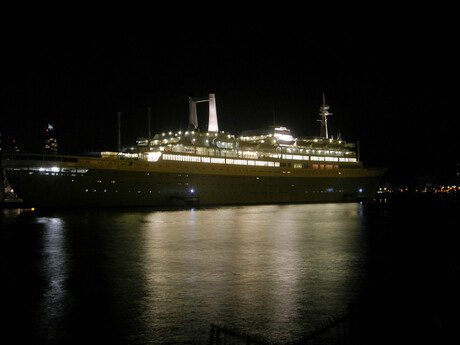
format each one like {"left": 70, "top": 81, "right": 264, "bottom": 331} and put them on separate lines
{"left": 3, "top": 154, "right": 385, "bottom": 208}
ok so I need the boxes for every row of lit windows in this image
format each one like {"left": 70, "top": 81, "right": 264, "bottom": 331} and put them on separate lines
{"left": 290, "top": 163, "right": 340, "bottom": 170}
{"left": 160, "top": 154, "right": 362, "bottom": 170}
{"left": 9, "top": 166, "right": 89, "bottom": 174}
{"left": 162, "top": 154, "right": 280, "bottom": 167}
{"left": 270, "top": 155, "right": 357, "bottom": 162}
{"left": 311, "top": 156, "right": 357, "bottom": 162}
{"left": 280, "top": 154, "right": 354, "bottom": 161}
{"left": 160, "top": 151, "right": 357, "bottom": 163}
{"left": 312, "top": 164, "right": 339, "bottom": 170}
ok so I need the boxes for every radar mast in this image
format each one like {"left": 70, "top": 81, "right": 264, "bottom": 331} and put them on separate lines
{"left": 318, "top": 93, "right": 332, "bottom": 138}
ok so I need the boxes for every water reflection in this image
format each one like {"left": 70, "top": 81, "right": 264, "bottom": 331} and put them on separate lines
{"left": 1, "top": 203, "right": 367, "bottom": 344}
{"left": 34, "top": 217, "right": 70, "bottom": 342}
{"left": 139, "top": 203, "right": 364, "bottom": 343}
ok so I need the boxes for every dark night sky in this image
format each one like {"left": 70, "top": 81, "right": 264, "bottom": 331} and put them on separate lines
{"left": 2, "top": 10, "right": 458, "bottom": 184}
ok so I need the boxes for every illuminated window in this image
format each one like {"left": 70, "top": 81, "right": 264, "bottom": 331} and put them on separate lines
{"left": 234, "top": 159, "right": 248, "bottom": 165}
{"left": 211, "top": 158, "right": 225, "bottom": 164}
{"left": 147, "top": 152, "right": 162, "bottom": 162}
{"left": 242, "top": 151, "right": 258, "bottom": 159}
{"left": 311, "top": 156, "right": 325, "bottom": 161}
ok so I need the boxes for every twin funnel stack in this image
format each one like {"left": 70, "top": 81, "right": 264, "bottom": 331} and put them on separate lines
{"left": 188, "top": 93, "right": 218, "bottom": 132}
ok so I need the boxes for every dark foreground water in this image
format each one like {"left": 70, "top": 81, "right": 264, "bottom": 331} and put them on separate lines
{"left": 1, "top": 199, "right": 458, "bottom": 344}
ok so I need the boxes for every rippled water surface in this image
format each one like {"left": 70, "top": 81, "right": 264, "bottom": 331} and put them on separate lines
{"left": 1, "top": 201, "right": 458, "bottom": 344}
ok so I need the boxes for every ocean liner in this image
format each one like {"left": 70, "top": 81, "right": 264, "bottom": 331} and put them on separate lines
{"left": 2, "top": 94, "right": 385, "bottom": 208}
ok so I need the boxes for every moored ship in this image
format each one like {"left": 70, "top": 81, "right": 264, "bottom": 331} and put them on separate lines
{"left": 2, "top": 94, "right": 385, "bottom": 208}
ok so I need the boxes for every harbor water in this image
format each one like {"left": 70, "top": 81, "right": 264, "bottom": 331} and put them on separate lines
{"left": 1, "top": 199, "right": 458, "bottom": 344}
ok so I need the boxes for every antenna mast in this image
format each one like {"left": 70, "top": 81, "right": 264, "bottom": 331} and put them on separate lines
{"left": 318, "top": 92, "right": 332, "bottom": 138}
{"left": 117, "top": 112, "right": 122, "bottom": 152}
{"left": 147, "top": 107, "right": 151, "bottom": 148}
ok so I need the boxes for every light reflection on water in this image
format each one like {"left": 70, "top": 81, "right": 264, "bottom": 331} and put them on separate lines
{"left": 36, "top": 217, "right": 70, "bottom": 341}
{"left": 137, "top": 204, "right": 365, "bottom": 343}
{"left": 1, "top": 203, "right": 367, "bottom": 344}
